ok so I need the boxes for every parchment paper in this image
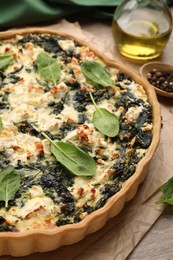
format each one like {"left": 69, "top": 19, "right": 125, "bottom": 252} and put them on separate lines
{"left": 2, "top": 19, "right": 173, "bottom": 260}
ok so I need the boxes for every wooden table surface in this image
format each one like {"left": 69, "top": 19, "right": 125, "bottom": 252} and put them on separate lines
{"left": 68, "top": 7, "right": 173, "bottom": 260}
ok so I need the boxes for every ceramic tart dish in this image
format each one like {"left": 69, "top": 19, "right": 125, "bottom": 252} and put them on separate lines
{"left": 0, "top": 28, "right": 160, "bottom": 256}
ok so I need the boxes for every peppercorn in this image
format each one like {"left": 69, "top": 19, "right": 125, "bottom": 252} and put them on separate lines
{"left": 147, "top": 69, "right": 173, "bottom": 93}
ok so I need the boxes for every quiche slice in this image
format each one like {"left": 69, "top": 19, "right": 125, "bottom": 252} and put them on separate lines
{"left": 0, "top": 28, "right": 160, "bottom": 256}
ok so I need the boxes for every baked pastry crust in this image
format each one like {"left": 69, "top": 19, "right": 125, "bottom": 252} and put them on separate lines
{"left": 0, "top": 28, "right": 160, "bottom": 256}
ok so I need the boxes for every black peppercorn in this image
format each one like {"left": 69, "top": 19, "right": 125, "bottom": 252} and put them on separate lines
{"left": 147, "top": 69, "right": 173, "bottom": 93}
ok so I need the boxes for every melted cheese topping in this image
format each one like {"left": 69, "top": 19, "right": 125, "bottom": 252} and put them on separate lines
{"left": 1, "top": 186, "right": 59, "bottom": 231}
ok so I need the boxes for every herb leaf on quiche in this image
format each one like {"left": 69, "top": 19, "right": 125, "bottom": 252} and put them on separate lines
{"left": 0, "top": 53, "right": 14, "bottom": 70}
{"left": 156, "top": 177, "right": 173, "bottom": 205}
{"left": 81, "top": 61, "right": 116, "bottom": 88}
{"left": 42, "top": 132, "right": 96, "bottom": 177}
{"left": 89, "top": 92, "right": 119, "bottom": 137}
{"left": 35, "top": 53, "right": 61, "bottom": 85}
{"left": 0, "top": 166, "right": 20, "bottom": 208}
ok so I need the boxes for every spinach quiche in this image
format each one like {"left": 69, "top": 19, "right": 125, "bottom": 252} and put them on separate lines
{"left": 0, "top": 29, "right": 160, "bottom": 256}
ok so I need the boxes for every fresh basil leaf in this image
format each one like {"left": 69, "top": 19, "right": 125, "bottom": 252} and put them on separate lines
{"left": 89, "top": 92, "right": 119, "bottom": 137}
{"left": 156, "top": 177, "right": 173, "bottom": 205}
{"left": 0, "top": 166, "right": 20, "bottom": 208}
{"left": 0, "top": 53, "right": 14, "bottom": 70}
{"left": 81, "top": 61, "right": 115, "bottom": 88}
{"left": 0, "top": 116, "right": 3, "bottom": 132}
{"left": 36, "top": 53, "right": 61, "bottom": 85}
{"left": 42, "top": 132, "right": 96, "bottom": 177}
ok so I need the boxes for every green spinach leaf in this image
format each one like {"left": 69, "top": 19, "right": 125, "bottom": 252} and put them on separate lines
{"left": 156, "top": 177, "right": 173, "bottom": 205}
{"left": 0, "top": 116, "right": 3, "bottom": 132}
{"left": 81, "top": 61, "right": 115, "bottom": 88}
{"left": 36, "top": 53, "right": 61, "bottom": 85}
{"left": 0, "top": 53, "right": 14, "bottom": 70}
{"left": 0, "top": 166, "right": 20, "bottom": 208}
{"left": 42, "top": 132, "right": 96, "bottom": 177}
{"left": 90, "top": 92, "right": 119, "bottom": 137}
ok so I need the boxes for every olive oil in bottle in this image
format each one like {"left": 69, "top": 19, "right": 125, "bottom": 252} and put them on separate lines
{"left": 112, "top": 0, "right": 172, "bottom": 60}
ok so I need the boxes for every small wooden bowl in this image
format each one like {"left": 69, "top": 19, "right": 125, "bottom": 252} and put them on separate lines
{"left": 140, "top": 62, "right": 173, "bottom": 98}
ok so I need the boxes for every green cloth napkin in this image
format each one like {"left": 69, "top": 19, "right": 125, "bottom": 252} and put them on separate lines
{"left": 0, "top": 0, "right": 172, "bottom": 29}
{"left": 0, "top": 0, "right": 121, "bottom": 29}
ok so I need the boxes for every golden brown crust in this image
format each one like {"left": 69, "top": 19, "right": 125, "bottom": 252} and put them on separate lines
{"left": 0, "top": 28, "right": 161, "bottom": 257}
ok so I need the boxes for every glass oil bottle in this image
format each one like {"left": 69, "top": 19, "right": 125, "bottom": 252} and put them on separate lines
{"left": 112, "top": 0, "right": 172, "bottom": 60}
